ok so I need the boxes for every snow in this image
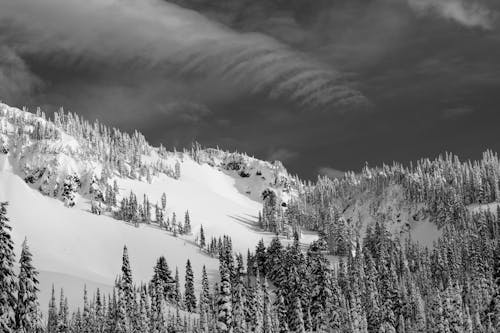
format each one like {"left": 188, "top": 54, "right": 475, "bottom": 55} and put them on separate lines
{"left": 0, "top": 102, "right": 313, "bottom": 313}
{"left": 0, "top": 150, "right": 312, "bottom": 312}
{"left": 0, "top": 153, "right": 217, "bottom": 309}
{"left": 468, "top": 202, "right": 500, "bottom": 214}
{"left": 340, "top": 184, "right": 442, "bottom": 247}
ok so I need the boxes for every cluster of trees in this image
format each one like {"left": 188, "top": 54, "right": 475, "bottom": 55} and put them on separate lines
{"left": 279, "top": 151, "right": 500, "bottom": 248}
{"left": 46, "top": 246, "right": 202, "bottom": 333}
{"left": 1, "top": 106, "right": 184, "bottom": 212}
{"left": 2, "top": 106, "right": 182, "bottom": 183}
{"left": 2, "top": 191, "right": 500, "bottom": 332}
{"left": 247, "top": 222, "right": 500, "bottom": 332}
{"left": 0, "top": 202, "right": 44, "bottom": 332}
{"left": 258, "top": 189, "right": 303, "bottom": 240}
{"left": 41, "top": 215, "right": 500, "bottom": 333}
{"left": 90, "top": 188, "right": 193, "bottom": 236}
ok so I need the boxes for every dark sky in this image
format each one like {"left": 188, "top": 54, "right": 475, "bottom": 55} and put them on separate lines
{"left": 1, "top": 0, "right": 500, "bottom": 180}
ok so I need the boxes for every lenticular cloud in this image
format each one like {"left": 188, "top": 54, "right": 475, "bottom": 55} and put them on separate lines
{"left": 0, "top": 0, "right": 366, "bottom": 109}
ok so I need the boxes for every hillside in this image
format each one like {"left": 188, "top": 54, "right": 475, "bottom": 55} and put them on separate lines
{"left": 0, "top": 102, "right": 315, "bottom": 311}
{"left": 3, "top": 100, "right": 494, "bottom": 314}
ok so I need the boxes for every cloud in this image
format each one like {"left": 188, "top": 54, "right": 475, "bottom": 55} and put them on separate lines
{"left": 0, "top": 0, "right": 366, "bottom": 110}
{"left": 318, "top": 167, "right": 345, "bottom": 179}
{"left": 161, "top": 101, "right": 212, "bottom": 123}
{"left": 0, "top": 46, "right": 41, "bottom": 104}
{"left": 407, "top": 0, "right": 497, "bottom": 29}
{"left": 267, "top": 148, "right": 299, "bottom": 162}
{"left": 441, "top": 106, "right": 474, "bottom": 118}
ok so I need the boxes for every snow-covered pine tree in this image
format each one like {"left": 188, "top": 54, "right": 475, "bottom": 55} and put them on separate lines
{"left": 137, "top": 290, "right": 150, "bottom": 332}
{"left": 57, "top": 289, "right": 69, "bottom": 333}
{"left": 115, "top": 288, "right": 131, "bottom": 333}
{"left": 199, "top": 224, "right": 206, "bottom": 249}
{"left": 161, "top": 192, "right": 167, "bottom": 211}
{"left": 172, "top": 213, "right": 178, "bottom": 237}
{"left": 151, "top": 256, "right": 174, "bottom": 301}
{"left": 199, "top": 266, "right": 210, "bottom": 331}
{"left": 274, "top": 290, "right": 289, "bottom": 333}
{"left": 174, "top": 161, "right": 181, "bottom": 179}
{"left": 0, "top": 202, "right": 17, "bottom": 333}
{"left": 15, "top": 238, "right": 43, "bottom": 332}
{"left": 290, "top": 297, "right": 305, "bottom": 333}
{"left": 232, "top": 267, "right": 246, "bottom": 333}
{"left": 120, "top": 246, "right": 134, "bottom": 308}
{"left": 262, "top": 278, "right": 272, "bottom": 333}
{"left": 174, "top": 267, "right": 182, "bottom": 308}
{"left": 47, "top": 285, "right": 58, "bottom": 333}
{"left": 184, "top": 259, "right": 196, "bottom": 312}
{"left": 184, "top": 210, "right": 192, "bottom": 235}
{"left": 217, "top": 264, "right": 233, "bottom": 333}
{"left": 82, "top": 285, "right": 91, "bottom": 333}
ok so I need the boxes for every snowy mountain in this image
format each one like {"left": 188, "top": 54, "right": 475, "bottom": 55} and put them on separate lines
{"left": 0, "top": 102, "right": 314, "bottom": 311}
{"left": 2, "top": 102, "right": 500, "bottom": 332}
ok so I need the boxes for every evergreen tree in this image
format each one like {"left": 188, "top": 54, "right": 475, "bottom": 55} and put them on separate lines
{"left": 161, "top": 192, "right": 167, "bottom": 210}
{"left": 290, "top": 297, "right": 305, "bottom": 333}
{"left": 232, "top": 268, "right": 246, "bottom": 333}
{"left": 174, "top": 267, "right": 182, "bottom": 307}
{"left": 262, "top": 278, "right": 272, "bottom": 333}
{"left": 217, "top": 265, "right": 233, "bottom": 333}
{"left": 16, "top": 238, "right": 43, "bottom": 333}
{"left": 199, "top": 266, "right": 210, "bottom": 332}
{"left": 184, "top": 259, "right": 196, "bottom": 312}
{"left": 57, "top": 289, "right": 69, "bottom": 333}
{"left": 184, "top": 211, "right": 192, "bottom": 235}
{"left": 199, "top": 224, "right": 206, "bottom": 249}
{"left": 47, "top": 285, "right": 58, "bottom": 333}
{"left": 151, "top": 256, "right": 174, "bottom": 301}
{"left": 115, "top": 288, "right": 130, "bottom": 333}
{"left": 0, "top": 202, "right": 17, "bottom": 333}
{"left": 82, "top": 285, "right": 91, "bottom": 333}
{"left": 137, "top": 290, "right": 150, "bottom": 332}
{"left": 274, "top": 291, "right": 289, "bottom": 333}
{"left": 120, "top": 246, "right": 134, "bottom": 308}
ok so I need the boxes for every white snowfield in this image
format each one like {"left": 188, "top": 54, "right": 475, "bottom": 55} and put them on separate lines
{"left": 0, "top": 102, "right": 315, "bottom": 312}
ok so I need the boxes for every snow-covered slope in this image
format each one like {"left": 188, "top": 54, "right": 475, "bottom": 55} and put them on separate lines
{"left": 341, "top": 184, "right": 442, "bottom": 247}
{"left": 0, "top": 102, "right": 315, "bottom": 311}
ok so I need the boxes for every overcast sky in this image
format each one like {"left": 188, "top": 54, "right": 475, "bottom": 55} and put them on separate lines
{"left": 1, "top": 0, "right": 499, "bottom": 179}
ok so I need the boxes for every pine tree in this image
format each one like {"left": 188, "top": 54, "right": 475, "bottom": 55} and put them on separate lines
{"left": 290, "top": 297, "right": 305, "bottom": 333}
{"left": 82, "top": 285, "right": 91, "bottom": 333}
{"left": 161, "top": 193, "right": 167, "bottom": 210}
{"left": 274, "top": 291, "right": 289, "bottom": 333}
{"left": 174, "top": 267, "right": 182, "bottom": 308}
{"left": 151, "top": 256, "right": 174, "bottom": 301}
{"left": 16, "top": 238, "right": 43, "bottom": 333}
{"left": 137, "top": 290, "right": 150, "bottom": 332}
{"left": 199, "top": 266, "right": 210, "bottom": 311}
{"left": 254, "top": 239, "right": 266, "bottom": 276}
{"left": 184, "top": 259, "right": 196, "bottom": 312}
{"left": 57, "top": 289, "right": 69, "bottom": 333}
{"left": 94, "top": 288, "right": 105, "bottom": 333}
{"left": 217, "top": 264, "right": 233, "bottom": 333}
{"left": 232, "top": 269, "right": 246, "bottom": 333}
{"left": 120, "top": 246, "right": 133, "bottom": 308}
{"left": 47, "top": 285, "right": 58, "bottom": 333}
{"left": 0, "top": 202, "right": 17, "bottom": 333}
{"left": 252, "top": 273, "right": 264, "bottom": 333}
{"left": 490, "top": 243, "right": 500, "bottom": 330}
{"left": 199, "top": 224, "right": 206, "bottom": 249}
{"left": 184, "top": 211, "right": 192, "bottom": 235}
{"left": 262, "top": 278, "right": 272, "bottom": 333}
{"left": 172, "top": 213, "right": 178, "bottom": 237}
{"left": 115, "top": 288, "right": 130, "bottom": 333}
